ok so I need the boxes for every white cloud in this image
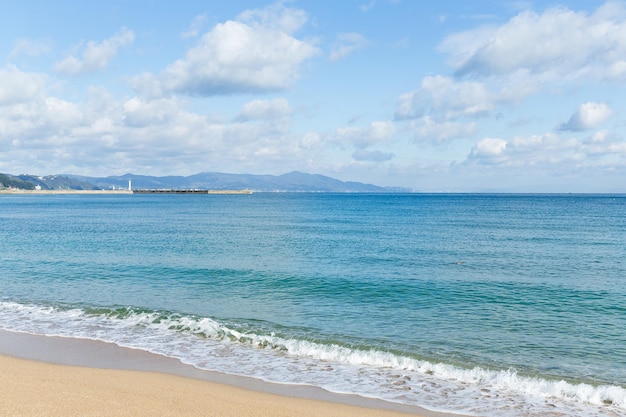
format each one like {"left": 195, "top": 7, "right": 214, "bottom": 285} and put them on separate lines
{"left": 330, "top": 32, "right": 367, "bottom": 61}
{"left": 0, "top": 66, "right": 46, "bottom": 106}
{"left": 469, "top": 137, "right": 508, "bottom": 163}
{"left": 55, "top": 28, "right": 135, "bottom": 75}
{"left": 415, "top": 2, "right": 626, "bottom": 140}
{"left": 237, "top": 2, "right": 308, "bottom": 34}
{"left": 44, "top": 97, "right": 83, "bottom": 127}
{"left": 161, "top": 5, "right": 319, "bottom": 96}
{"left": 395, "top": 75, "right": 494, "bottom": 120}
{"left": 10, "top": 38, "right": 52, "bottom": 57}
{"left": 0, "top": 94, "right": 82, "bottom": 146}
{"left": 559, "top": 102, "right": 613, "bottom": 131}
{"left": 411, "top": 116, "right": 477, "bottom": 143}
{"left": 0, "top": 85, "right": 312, "bottom": 176}
{"left": 128, "top": 72, "right": 164, "bottom": 99}
{"left": 235, "top": 98, "right": 292, "bottom": 121}
{"left": 122, "top": 97, "right": 185, "bottom": 127}
{"left": 440, "top": 2, "right": 626, "bottom": 82}
{"left": 336, "top": 121, "right": 396, "bottom": 149}
{"left": 299, "top": 132, "right": 324, "bottom": 149}
{"left": 466, "top": 131, "right": 626, "bottom": 171}
{"left": 587, "top": 129, "right": 612, "bottom": 144}
{"left": 369, "top": 120, "right": 397, "bottom": 141}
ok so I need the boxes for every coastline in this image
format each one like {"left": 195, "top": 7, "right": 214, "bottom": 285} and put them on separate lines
{"left": 0, "top": 189, "right": 253, "bottom": 195}
{"left": 0, "top": 330, "right": 454, "bottom": 417}
{"left": 0, "top": 189, "right": 132, "bottom": 195}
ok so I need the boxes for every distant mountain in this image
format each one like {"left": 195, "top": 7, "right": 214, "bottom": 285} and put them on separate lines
{"left": 0, "top": 173, "right": 97, "bottom": 190}
{"left": 1, "top": 171, "right": 406, "bottom": 192}
{"left": 0, "top": 173, "right": 36, "bottom": 190}
{"left": 70, "top": 171, "right": 399, "bottom": 192}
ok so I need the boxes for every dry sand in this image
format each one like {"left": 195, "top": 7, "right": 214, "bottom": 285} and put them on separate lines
{"left": 0, "top": 354, "right": 431, "bottom": 417}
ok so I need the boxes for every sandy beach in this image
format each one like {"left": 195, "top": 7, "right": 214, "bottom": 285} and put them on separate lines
{"left": 0, "top": 354, "right": 429, "bottom": 417}
{"left": 0, "top": 331, "right": 445, "bottom": 417}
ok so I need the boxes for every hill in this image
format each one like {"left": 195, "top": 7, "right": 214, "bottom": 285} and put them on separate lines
{"left": 73, "top": 171, "right": 393, "bottom": 192}
{"left": 0, "top": 174, "right": 96, "bottom": 190}
{"left": 2, "top": 171, "right": 404, "bottom": 193}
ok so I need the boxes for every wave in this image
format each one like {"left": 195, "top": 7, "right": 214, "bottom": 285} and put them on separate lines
{"left": 1, "top": 301, "right": 624, "bottom": 416}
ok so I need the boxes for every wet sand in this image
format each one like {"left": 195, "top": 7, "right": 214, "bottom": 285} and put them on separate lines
{"left": 0, "top": 330, "right": 453, "bottom": 417}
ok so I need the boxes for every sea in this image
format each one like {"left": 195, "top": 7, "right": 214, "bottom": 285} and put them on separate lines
{"left": 1, "top": 193, "right": 625, "bottom": 417}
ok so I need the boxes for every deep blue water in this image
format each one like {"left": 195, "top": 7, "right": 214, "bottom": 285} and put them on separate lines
{"left": 1, "top": 193, "right": 625, "bottom": 416}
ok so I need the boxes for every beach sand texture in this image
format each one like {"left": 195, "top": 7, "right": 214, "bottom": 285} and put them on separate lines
{"left": 0, "top": 354, "right": 428, "bottom": 417}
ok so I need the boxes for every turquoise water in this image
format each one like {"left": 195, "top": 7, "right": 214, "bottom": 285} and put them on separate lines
{"left": 1, "top": 193, "right": 625, "bottom": 416}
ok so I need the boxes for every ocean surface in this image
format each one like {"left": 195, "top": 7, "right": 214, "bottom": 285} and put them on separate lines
{"left": 1, "top": 193, "right": 625, "bottom": 416}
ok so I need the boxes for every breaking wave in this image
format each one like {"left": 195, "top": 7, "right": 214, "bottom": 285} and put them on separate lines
{"left": 1, "top": 301, "right": 624, "bottom": 417}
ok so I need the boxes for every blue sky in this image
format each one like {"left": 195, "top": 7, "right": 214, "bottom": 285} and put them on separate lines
{"left": 1, "top": 0, "right": 625, "bottom": 192}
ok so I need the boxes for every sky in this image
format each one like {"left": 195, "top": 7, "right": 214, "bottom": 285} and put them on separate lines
{"left": 1, "top": 0, "right": 625, "bottom": 192}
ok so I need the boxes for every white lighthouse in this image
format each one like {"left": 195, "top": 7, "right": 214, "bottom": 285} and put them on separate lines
{"left": 128, "top": 180, "right": 132, "bottom": 191}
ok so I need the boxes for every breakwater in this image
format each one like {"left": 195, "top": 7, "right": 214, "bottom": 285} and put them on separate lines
{"left": 132, "top": 189, "right": 253, "bottom": 194}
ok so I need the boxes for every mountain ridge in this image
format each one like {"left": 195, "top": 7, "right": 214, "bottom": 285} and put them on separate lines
{"left": 1, "top": 171, "right": 408, "bottom": 193}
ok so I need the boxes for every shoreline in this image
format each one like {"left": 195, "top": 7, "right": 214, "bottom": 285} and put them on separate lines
{"left": 0, "top": 330, "right": 457, "bottom": 417}
{"left": 0, "top": 189, "right": 253, "bottom": 195}
{"left": 0, "top": 189, "right": 132, "bottom": 195}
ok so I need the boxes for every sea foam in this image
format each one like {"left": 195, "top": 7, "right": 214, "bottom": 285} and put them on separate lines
{"left": 1, "top": 301, "right": 624, "bottom": 417}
